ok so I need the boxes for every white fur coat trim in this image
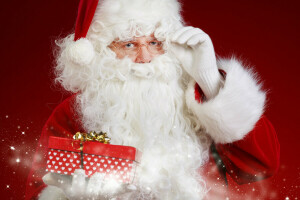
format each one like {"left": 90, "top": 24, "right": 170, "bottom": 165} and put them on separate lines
{"left": 39, "top": 186, "right": 67, "bottom": 200}
{"left": 185, "top": 58, "right": 266, "bottom": 144}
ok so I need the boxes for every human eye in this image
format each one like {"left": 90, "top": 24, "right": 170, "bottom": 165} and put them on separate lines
{"left": 150, "top": 40, "right": 163, "bottom": 47}
{"left": 149, "top": 41, "right": 158, "bottom": 46}
{"left": 125, "top": 43, "right": 135, "bottom": 48}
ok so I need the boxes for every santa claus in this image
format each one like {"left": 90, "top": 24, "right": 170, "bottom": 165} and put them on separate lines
{"left": 25, "top": 0, "right": 280, "bottom": 199}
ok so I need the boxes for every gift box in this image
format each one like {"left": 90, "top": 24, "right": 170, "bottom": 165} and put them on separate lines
{"left": 46, "top": 136, "right": 141, "bottom": 183}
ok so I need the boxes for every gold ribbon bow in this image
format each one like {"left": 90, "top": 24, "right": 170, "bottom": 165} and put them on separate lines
{"left": 73, "top": 131, "right": 111, "bottom": 144}
{"left": 72, "top": 131, "right": 111, "bottom": 169}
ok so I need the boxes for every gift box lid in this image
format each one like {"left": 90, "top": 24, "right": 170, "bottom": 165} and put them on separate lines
{"left": 48, "top": 136, "right": 141, "bottom": 162}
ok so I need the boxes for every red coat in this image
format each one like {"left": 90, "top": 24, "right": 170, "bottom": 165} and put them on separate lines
{"left": 25, "top": 94, "right": 280, "bottom": 200}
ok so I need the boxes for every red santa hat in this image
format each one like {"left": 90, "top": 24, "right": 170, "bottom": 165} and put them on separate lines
{"left": 67, "top": 0, "right": 183, "bottom": 66}
{"left": 65, "top": 0, "right": 98, "bottom": 66}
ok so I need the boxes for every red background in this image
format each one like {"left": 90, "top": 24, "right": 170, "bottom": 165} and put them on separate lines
{"left": 0, "top": 0, "right": 299, "bottom": 199}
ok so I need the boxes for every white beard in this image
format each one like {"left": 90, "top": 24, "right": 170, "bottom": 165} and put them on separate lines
{"left": 74, "top": 52, "right": 211, "bottom": 199}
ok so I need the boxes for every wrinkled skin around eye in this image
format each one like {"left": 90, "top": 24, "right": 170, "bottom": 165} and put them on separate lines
{"left": 109, "top": 34, "right": 165, "bottom": 63}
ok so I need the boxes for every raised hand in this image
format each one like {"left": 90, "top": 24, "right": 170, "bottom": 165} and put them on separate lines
{"left": 170, "top": 26, "right": 222, "bottom": 99}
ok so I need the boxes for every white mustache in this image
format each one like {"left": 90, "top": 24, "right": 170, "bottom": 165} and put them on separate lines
{"left": 94, "top": 52, "right": 181, "bottom": 82}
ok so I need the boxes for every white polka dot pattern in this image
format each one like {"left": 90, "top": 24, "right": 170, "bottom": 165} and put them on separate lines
{"left": 46, "top": 149, "right": 137, "bottom": 183}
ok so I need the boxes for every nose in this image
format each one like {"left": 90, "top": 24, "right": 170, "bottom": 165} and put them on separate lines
{"left": 135, "top": 46, "right": 152, "bottom": 63}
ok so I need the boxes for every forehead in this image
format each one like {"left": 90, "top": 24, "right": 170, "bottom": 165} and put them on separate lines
{"left": 116, "top": 34, "right": 158, "bottom": 43}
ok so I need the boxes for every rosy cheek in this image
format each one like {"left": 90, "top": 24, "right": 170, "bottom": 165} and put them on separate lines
{"left": 130, "top": 55, "right": 139, "bottom": 63}
{"left": 115, "top": 51, "right": 126, "bottom": 59}
{"left": 152, "top": 49, "right": 165, "bottom": 57}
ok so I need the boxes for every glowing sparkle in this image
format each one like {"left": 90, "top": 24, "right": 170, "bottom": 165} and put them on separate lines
{"left": 16, "top": 158, "right": 20, "bottom": 163}
{"left": 252, "top": 188, "right": 255, "bottom": 191}
{"left": 285, "top": 197, "right": 290, "bottom": 200}
{"left": 5, "top": 115, "right": 8, "bottom": 118}
{"left": 17, "top": 125, "right": 20, "bottom": 129}
{"left": 10, "top": 146, "right": 15, "bottom": 151}
{"left": 21, "top": 131, "right": 25, "bottom": 135}
{"left": 6, "top": 185, "right": 10, "bottom": 189}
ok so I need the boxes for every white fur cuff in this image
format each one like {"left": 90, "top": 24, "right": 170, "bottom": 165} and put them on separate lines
{"left": 39, "top": 186, "right": 67, "bottom": 200}
{"left": 185, "top": 58, "right": 266, "bottom": 144}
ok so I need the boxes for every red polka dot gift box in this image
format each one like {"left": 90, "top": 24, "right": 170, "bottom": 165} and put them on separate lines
{"left": 46, "top": 136, "right": 141, "bottom": 184}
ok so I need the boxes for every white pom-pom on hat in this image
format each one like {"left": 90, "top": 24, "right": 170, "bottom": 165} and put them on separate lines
{"left": 65, "top": 38, "right": 95, "bottom": 66}
{"left": 65, "top": 0, "right": 98, "bottom": 66}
